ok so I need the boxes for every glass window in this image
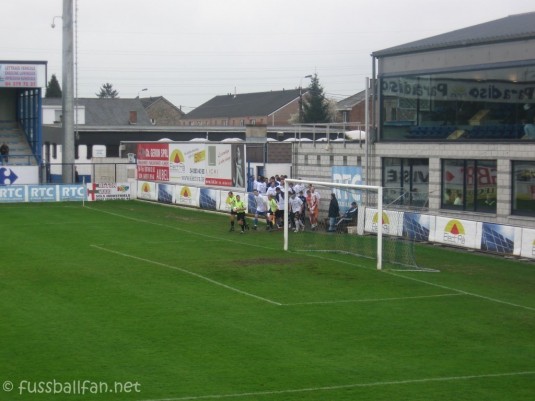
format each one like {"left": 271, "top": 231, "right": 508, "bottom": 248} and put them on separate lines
{"left": 380, "top": 64, "right": 535, "bottom": 142}
{"left": 442, "top": 159, "right": 497, "bottom": 212}
{"left": 512, "top": 161, "right": 535, "bottom": 216}
{"left": 474, "top": 160, "right": 497, "bottom": 213}
{"left": 383, "top": 158, "right": 429, "bottom": 207}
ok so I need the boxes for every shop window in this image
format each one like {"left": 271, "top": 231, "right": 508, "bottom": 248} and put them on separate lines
{"left": 442, "top": 159, "right": 497, "bottom": 212}
{"left": 512, "top": 161, "right": 535, "bottom": 216}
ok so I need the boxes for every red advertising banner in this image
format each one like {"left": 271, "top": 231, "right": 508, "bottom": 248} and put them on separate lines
{"left": 136, "top": 143, "right": 170, "bottom": 182}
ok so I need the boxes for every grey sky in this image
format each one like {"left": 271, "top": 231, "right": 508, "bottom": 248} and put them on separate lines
{"left": 1, "top": 0, "right": 534, "bottom": 112}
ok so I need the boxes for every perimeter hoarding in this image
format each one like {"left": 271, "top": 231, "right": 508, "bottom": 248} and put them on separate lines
{"left": 0, "top": 166, "right": 39, "bottom": 185}
{"left": 137, "top": 143, "right": 170, "bottom": 182}
{"left": 136, "top": 142, "right": 245, "bottom": 189}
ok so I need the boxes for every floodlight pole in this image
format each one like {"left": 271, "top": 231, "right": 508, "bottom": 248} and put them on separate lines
{"left": 62, "top": 0, "right": 75, "bottom": 183}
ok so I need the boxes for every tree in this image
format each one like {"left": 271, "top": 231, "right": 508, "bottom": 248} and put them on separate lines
{"left": 45, "top": 74, "right": 62, "bottom": 98}
{"left": 96, "top": 83, "right": 119, "bottom": 99}
{"left": 302, "top": 73, "right": 331, "bottom": 123}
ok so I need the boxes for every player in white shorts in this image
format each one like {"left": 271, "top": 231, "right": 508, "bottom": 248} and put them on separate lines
{"left": 252, "top": 189, "right": 267, "bottom": 229}
{"left": 289, "top": 191, "right": 305, "bottom": 232}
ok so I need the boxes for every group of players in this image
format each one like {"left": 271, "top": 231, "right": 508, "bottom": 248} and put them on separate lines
{"left": 225, "top": 175, "right": 321, "bottom": 233}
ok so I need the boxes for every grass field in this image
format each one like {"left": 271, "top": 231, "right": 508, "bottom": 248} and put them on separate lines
{"left": 1, "top": 200, "right": 534, "bottom": 401}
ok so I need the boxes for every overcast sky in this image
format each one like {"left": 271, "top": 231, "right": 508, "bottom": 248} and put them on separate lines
{"left": 1, "top": 0, "right": 534, "bottom": 112}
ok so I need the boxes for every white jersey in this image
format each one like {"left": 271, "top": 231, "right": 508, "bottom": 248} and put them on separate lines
{"left": 253, "top": 179, "right": 261, "bottom": 191}
{"left": 254, "top": 194, "right": 267, "bottom": 213}
{"left": 289, "top": 196, "right": 303, "bottom": 213}
{"left": 266, "top": 185, "right": 277, "bottom": 197}
{"left": 276, "top": 193, "right": 285, "bottom": 210}
{"left": 293, "top": 183, "right": 304, "bottom": 195}
{"left": 257, "top": 181, "right": 267, "bottom": 195}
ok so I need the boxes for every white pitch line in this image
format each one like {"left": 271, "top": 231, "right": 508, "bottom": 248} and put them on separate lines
{"left": 85, "top": 205, "right": 535, "bottom": 312}
{"left": 90, "top": 245, "right": 282, "bottom": 306}
{"left": 282, "top": 292, "right": 463, "bottom": 306}
{"left": 386, "top": 271, "right": 535, "bottom": 312}
{"left": 140, "top": 370, "right": 535, "bottom": 401}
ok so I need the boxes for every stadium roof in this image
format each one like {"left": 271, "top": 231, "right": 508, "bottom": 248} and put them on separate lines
{"left": 372, "top": 11, "right": 535, "bottom": 57}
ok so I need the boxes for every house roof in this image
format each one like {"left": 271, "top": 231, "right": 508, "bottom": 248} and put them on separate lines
{"left": 336, "top": 90, "right": 366, "bottom": 110}
{"left": 372, "top": 11, "right": 535, "bottom": 57}
{"left": 184, "top": 89, "right": 302, "bottom": 119}
{"left": 140, "top": 96, "right": 185, "bottom": 116}
{"left": 43, "top": 98, "right": 153, "bottom": 126}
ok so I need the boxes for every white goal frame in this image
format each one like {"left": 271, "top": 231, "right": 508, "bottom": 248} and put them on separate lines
{"left": 284, "top": 179, "right": 383, "bottom": 270}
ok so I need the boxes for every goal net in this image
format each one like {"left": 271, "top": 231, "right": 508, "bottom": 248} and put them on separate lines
{"left": 283, "top": 179, "right": 434, "bottom": 271}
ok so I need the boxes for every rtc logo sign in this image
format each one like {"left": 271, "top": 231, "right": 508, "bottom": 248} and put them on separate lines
{"left": 0, "top": 168, "right": 18, "bottom": 185}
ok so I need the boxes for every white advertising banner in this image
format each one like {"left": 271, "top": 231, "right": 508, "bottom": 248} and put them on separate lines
{"left": 205, "top": 143, "right": 245, "bottom": 188}
{"left": 364, "top": 208, "right": 404, "bottom": 237}
{"left": 0, "top": 166, "right": 39, "bottom": 185}
{"left": 434, "top": 216, "right": 480, "bottom": 249}
{"left": 86, "top": 183, "right": 132, "bottom": 201}
{"left": 519, "top": 228, "right": 535, "bottom": 259}
{"left": 175, "top": 185, "right": 200, "bottom": 208}
{"left": 137, "top": 181, "right": 157, "bottom": 201}
{"left": 137, "top": 142, "right": 246, "bottom": 189}
{"left": 169, "top": 143, "right": 206, "bottom": 185}
{"left": 0, "top": 63, "right": 47, "bottom": 88}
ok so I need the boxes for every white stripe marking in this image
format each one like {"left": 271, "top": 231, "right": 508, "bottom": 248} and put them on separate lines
{"left": 90, "top": 245, "right": 282, "bottom": 306}
{"left": 85, "top": 205, "right": 535, "bottom": 312}
{"left": 282, "top": 292, "right": 463, "bottom": 306}
{"left": 386, "top": 271, "right": 535, "bottom": 312}
{"left": 139, "top": 371, "right": 535, "bottom": 401}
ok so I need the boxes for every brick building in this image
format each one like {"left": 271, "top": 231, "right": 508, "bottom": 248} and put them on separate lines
{"left": 180, "top": 89, "right": 304, "bottom": 127}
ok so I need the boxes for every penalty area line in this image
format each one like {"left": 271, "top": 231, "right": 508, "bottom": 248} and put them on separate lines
{"left": 90, "top": 245, "right": 282, "bottom": 306}
{"left": 140, "top": 370, "right": 535, "bottom": 401}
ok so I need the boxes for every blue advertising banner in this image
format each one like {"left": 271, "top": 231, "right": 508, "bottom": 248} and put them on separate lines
{"left": 331, "top": 166, "right": 363, "bottom": 210}
{"left": 59, "top": 185, "right": 86, "bottom": 201}
{"left": 28, "top": 185, "right": 57, "bottom": 202}
{"left": 0, "top": 185, "right": 25, "bottom": 202}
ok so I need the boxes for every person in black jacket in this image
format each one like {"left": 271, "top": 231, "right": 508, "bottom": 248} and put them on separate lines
{"left": 0, "top": 142, "right": 9, "bottom": 165}
{"left": 327, "top": 193, "right": 340, "bottom": 232}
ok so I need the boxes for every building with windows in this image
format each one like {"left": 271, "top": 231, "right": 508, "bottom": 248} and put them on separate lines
{"left": 370, "top": 11, "right": 535, "bottom": 225}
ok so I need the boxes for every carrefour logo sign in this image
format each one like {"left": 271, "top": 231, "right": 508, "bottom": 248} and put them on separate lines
{"left": 0, "top": 167, "right": 18, "bottom": 185}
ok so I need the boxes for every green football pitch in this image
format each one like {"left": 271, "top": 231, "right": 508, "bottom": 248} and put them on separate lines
{"left": 1, "top": 200, "right": 534, "bottom": 401}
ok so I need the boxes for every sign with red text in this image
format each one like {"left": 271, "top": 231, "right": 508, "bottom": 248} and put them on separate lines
{"left": 136, "top": 143, "right": 170, "bottom": 182}
{"left": 0, "top": 63, "right": 46, "bottom": 88}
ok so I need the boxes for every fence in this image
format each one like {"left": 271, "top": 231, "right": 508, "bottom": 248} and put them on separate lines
{"left": 41, "top": 162, "right": 135, "bottom": 184}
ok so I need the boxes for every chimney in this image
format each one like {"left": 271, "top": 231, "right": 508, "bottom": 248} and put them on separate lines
{"left": 129, "top": 111, "right": 137, "bottom": 125}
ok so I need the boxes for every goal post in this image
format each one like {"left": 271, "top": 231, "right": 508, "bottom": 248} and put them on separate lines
{"left": 284, "top": 179, "right": 383, "bottom": 270}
